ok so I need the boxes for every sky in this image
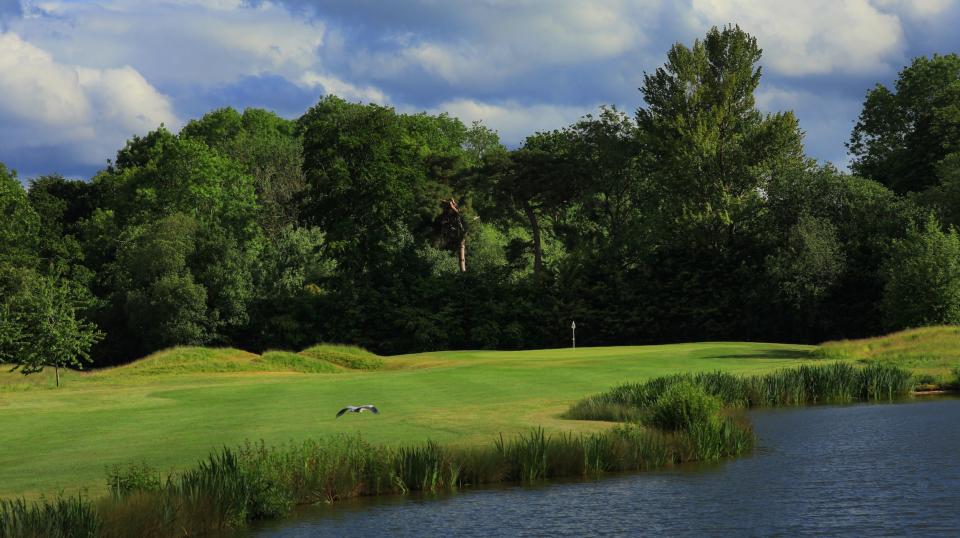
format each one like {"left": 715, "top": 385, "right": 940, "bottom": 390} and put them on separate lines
{"left": 1, "top": 0, "right": 960, "bottom": 180}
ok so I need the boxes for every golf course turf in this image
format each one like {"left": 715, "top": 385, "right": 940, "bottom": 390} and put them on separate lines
{"left": 0, "top": 341, "right": 821, "bottom": 499}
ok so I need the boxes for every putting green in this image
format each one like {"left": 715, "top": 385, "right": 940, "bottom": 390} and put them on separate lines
{"left": 0, "top": 342, "right": 815, "bottom": 498}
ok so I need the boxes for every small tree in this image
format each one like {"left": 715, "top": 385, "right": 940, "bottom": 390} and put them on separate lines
{"left": 0, "top": 270, "right": 102, "bottom": 386}
{"left": 881, "top": 215, "right": 960, "bottom": 330}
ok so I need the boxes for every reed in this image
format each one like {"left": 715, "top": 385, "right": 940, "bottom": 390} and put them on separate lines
{"left": 567, "top": 362, "right": 915, "bottom": 422}
{"left": 0, "top": 495, "right": 100, "bottom": 538}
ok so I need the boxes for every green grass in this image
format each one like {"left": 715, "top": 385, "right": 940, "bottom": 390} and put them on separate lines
{"left": 255, "top": 351, "right": 343, "bottom": 374}
{"left": 299, "top": 344, "right": 385, "bottom": 370}
{"left": 0, "top": 341, "right": 815, "bottom": 499}
{"left": 816, "top": 325, "right": 960, "bottom": 377}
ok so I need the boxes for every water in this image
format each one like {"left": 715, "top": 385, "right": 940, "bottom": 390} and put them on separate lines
{"left": 252, "top": 398, "right": 960, "bottom": 537}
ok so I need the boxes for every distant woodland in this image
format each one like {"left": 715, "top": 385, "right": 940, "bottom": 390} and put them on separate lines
{"left": 4, "top": 26, "right": 960, "bottom": 369}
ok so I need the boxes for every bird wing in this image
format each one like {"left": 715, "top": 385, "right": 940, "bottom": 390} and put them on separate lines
{"left": 336, "top": 407, "right": 350, "bottom": 418}
{"left": 362, "top": 405, "right": 379, "bottom": 414}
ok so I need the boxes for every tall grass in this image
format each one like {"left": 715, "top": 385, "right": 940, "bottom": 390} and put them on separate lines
{"left": 566, "top": 362, "right": 914, "bottom": 421}
{"left": 0, "top": 495, "right": 99, "bottom": 538}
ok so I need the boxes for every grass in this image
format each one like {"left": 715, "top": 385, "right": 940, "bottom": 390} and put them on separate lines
{"left": 298, "top": 344, "right": 385, "bottom": 370}
{"left": 2, "top": 327, "right": 957, "bottom": 501}
{"left": 0, "top": 341, "right": 815, "bottom": 499}
{"left": 816, "top": 325, "right": 960, "bottom": 378}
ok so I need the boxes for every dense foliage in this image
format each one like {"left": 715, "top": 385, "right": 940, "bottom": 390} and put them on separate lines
{"left": 2, "top": 25, "right": 960, "bottom": 369}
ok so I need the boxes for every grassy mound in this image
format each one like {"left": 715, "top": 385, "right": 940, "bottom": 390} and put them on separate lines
{"left": 816, "top": 325, "right": 960, "bottom": 378}
{"left": 255, "top": 351, "right": 342, "bottom": 374}
{"left": 95, "top": 345, "right": 381, "bottom": 376}
{"left": 101, "top": 347, "right": 263, "bottom": 376}
{"left": 299, "top": 344, "right": 385, "bottom": 370}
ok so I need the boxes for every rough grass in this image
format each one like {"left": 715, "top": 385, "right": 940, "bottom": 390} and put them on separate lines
{"left": 85, "top": 344, "right": 382, "bottom": 377}
{"left": 816, "top": 325, "right": 960, "bottom": 378}
{"left": 254, "top": 351, "right": 343, "bottom": 374}
{"left": 299, "top": 345, "right": 385, "bottom": 370}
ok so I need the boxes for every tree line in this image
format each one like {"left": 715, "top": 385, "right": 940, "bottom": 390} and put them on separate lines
{"left": 3, "top": 26, "right": 960, "bottom": 375}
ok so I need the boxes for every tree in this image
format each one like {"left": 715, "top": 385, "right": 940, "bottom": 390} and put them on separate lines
{"left": 487, "top": 130, "right": 579, "bottom": 273}
{"left": 0, "top": 268, "right": 102, "bottom": 386}
{"left": 849, "top": 54, "right": 960, "bottom": 193}
{"left": 298, "top": 96, "right": 472, "bottom": 273}
{"left": 882, "top": 215, "right": 960, "bottom": 329}
{"left": 0, "top": 163, "right": 40, "bottom": 270}
{"left": 766, "top": 214, "right": 846, "bottom": 319}
{"left": 638, "top": 25, "right": 804, "bottom": 244}
{"left": 181, "top": 107, "right": 307, "bottom": 237}
{"left": 113, "top": 214, "right": 212, "bottom": 352}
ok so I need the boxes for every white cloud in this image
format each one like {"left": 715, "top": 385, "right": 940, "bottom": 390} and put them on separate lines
{"left": 350, "top": 0, "right": 660, "bottom": 87}
{"left": 0, "top": 32, "right": 178, "bottom": 167}
{"left": 9, "top": 0, "right": 325, "bottom": 88}
{"left": 299, "top": 71, "right": 388, "bottom": 103}
{"left": 691, "top": 0, "right": 905, "bottom": 76}
{"left": 430, "top": 99, "right": 598, "bottom": 145}
{"left": 871, "top": 0, "right": 955, "bottom": 19}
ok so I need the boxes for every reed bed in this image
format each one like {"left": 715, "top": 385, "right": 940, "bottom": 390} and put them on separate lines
{"left": 565, "top": 362, "right": 915, "bottom": 421}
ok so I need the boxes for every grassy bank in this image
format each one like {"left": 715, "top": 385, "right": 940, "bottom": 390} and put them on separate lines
{"left": 0, "top": 341, "right": 814, "bottom": 499}
{"left": 816, "top": 325, "right": 960, "bottom": 382}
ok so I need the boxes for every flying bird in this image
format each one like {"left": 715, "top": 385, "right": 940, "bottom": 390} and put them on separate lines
{"left": 336, "top": 404, "right": 379, "bottom": 418}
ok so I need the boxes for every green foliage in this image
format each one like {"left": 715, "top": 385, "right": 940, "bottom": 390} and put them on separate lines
{"left": 766, "top": 213, "right": 846, "bottom": 312}
{"left": 849, "top": 54, "right": 960, "bottom": 193}
{"left": 639, "top": 24, "right": 803, "bottom": 237}
{"left": 105, "top": 462, "right": 162, "bottom": 498}
{"left": 0, "top": 163, "right": 40, "bottom": 270}
{"left": 881, "top": 215, "right": 960, "bottom": 329}
{"left": 645, "top": 382, "right": 722, "bottom": 431}
{"left": 0, "top": 268, "right": 102, "bottom": 383}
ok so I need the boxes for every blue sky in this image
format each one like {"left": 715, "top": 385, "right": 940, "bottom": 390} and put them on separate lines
{"left": 1, "top": 0, "right": 959, "bottom": 180}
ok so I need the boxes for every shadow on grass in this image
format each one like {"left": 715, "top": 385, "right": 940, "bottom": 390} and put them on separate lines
{"left": 707, "top": 349, "right": 814, "bottom": 360}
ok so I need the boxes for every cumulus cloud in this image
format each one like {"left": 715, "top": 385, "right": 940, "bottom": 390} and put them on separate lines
{"left": 430, "top": 99, "right": 599, "bottom": 146}
{"left": 0, "top": 32, "right": 178, "bottom": 175}
{"left": 299, "top": 71, "right": 388, "bottom": 103}
{"left": 690, "top": 0, "right": 905, "bottom": 76}
{"left": 325, "top": 0, "right": 660, "bottom": 89}
{"left": 9, "top": 0, "right": 325, "bottom": 88}
{"left": 1, "top": 0, "right": 959, "bottom": 176}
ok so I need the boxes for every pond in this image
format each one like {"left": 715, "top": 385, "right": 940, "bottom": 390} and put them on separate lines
{"left": 249, "top": 397, "right": 960, "bottom": 537}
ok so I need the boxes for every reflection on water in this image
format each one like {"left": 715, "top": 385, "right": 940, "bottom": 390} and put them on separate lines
{"left": 250, "top": 397, "right": 960, "bottom": 537}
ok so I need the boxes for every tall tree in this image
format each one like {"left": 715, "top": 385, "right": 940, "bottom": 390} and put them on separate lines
{"left": 638, "top": 25, "right": 804, "bottom": 245}
{"left": 849, "top": 54, "right": 960, "bottom": 193}
{"left": 488, "top": 130, "right": 578, "bottom": 273}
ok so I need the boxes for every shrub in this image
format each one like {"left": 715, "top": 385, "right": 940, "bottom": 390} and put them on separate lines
{"left": 105, "top": 462, "right": 162, "bottom": 498}
{"left": 645, "top": 382, "right": 722, "bottom": 432}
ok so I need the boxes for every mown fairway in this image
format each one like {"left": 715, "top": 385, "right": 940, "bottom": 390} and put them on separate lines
{"left": 1, "top": 342, "right": 817, "bottom": 498}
